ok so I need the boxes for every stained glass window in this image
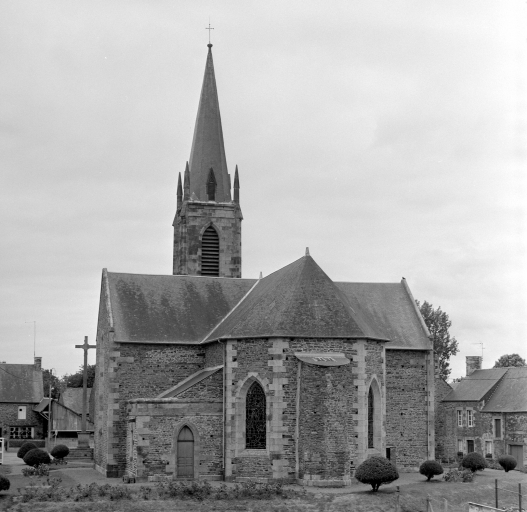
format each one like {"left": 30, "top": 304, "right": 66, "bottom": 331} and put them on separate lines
{"left": 246, "top": 382, "right": 266, "bottom": 449}
{"left": 368, "top": 387, "right": 374, "bottom": 449}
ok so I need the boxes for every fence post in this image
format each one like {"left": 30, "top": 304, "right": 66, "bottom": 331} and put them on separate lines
{"left": 495, "top": 478, "right": 498, "bottom": 509}
{"left": 443, "top": 497, "right": 448, "bottom": 512}
{"left": 519, "top": 483, "right": 522, "bottom": 512}
{"left": 426, "top": 495, "right": 431, "bottom": 512}
{"left": 395, "top": 485, "right": 400, "bottom": 512}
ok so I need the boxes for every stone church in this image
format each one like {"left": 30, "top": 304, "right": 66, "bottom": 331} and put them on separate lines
{"left": 93, "top": 44, "right": 435, "bottom": 486}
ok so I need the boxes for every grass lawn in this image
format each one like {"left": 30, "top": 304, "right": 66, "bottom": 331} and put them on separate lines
{"left": 0, "top": 468, "right": 524, "bottom": 512}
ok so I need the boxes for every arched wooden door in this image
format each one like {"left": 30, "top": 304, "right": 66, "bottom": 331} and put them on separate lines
{"left": 177, "top": 426, "right": 194, "bottom": 478}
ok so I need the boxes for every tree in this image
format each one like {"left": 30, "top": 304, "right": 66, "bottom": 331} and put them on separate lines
{"left": 493, "top": 354, "right": 526, "bottom": 368}
{"left": 416, "top": 300, "right": 459, "bottom": 380}
{"left": 42, "top": 368, "right": 62, "bottom": 399}
{"left": 61, "top": 364, "right": 96, "bottom": 388}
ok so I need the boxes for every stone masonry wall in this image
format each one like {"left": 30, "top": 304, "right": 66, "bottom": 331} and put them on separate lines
{"left": 434, "top": 378, "right": 452, "bottom": 460}
{"left": 97, "top": 340, "right": 206, "bottom": 477}
{"left": 205, "top": 342, "right": 224, "bottom": 368}
{"left": 224, "top": 337, "right": 386, "bottom": 485}
{"left": 127, "top": 400, "right": 223, "bottom": 479}
{"left": 385, "top": 349, "right": 429, "bottom": 468}
{"left": 176, "top": 371, "right": 223, "bottom": 401}
{"left": 173, "top": 201, "right": 242, "bottom": 278}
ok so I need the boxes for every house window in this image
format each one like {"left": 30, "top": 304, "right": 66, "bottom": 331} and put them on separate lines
{"left": 494, "top": 419, "right": 502, "bottom": 438}
{"left": 245, "top": 382, "right": 266, "bottom": 449}
{"left": 10, "top": 426, "right": 33, "bottom": 439}
{"left": 457, "top": 410, "right": 463, "bottom": 427}
{"left": 201, "top": 226, "right": 220, "bottom": 276}
{"left": 467, "top": 409, "right": 474, "bottom": 427}
{"left": 485, "top": 441, "right": 492, "bottom": 457}
{"left": 467, "top": 440, "right": 474, "bottom": 453}
{"left": 457, "top": 439, "right": 463, "bottom": 452}
{"left": 18, "top": 406, "right": 27, "bottom": 420}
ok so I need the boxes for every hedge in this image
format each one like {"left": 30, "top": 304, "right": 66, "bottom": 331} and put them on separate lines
{"left": 23, "top": 448, "right": 51, "bottom": 467}
{"left": 355, "top": 456, "right": 399, "bottom": 492}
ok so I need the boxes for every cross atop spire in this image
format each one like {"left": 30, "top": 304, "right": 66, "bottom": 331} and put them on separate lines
{"left": 205, "top": 22, "right": 214, "bottom": 45}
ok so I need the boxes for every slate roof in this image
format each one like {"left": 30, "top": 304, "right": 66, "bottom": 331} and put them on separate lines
{"left": 188, "top": 45, "right": 231, "bottom": 202}
{"left": 102, "top": 254, "right": 431, "bottom": 350}
{"left": 59, "top": 388, "right": 92, "bottom": 415}
{"left": 106, "top": 271, "right": 256, "bottom": 343}
{"left": 443, "top": 369, "right": 508, "bottom": 402}
{"left": 0, "top": 364, "right": 44, "bottom": 403}
{"left": 481, "top": 367, "right": 527, "bottom": 412}
{"left": 204, "top": 255, "right": 388, "bottom": 342}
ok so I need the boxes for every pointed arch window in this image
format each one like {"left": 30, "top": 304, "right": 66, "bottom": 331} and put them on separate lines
{"left": 207, "top": 168, "right": 217, "bottom": 201}
{"left": 368, "top": 386, "right": 374, "bottom": 449}
{"left": 246, "top": 382, "right": 266, "bottom": 449}
{"left": 201, "top": 226, "right": 219, "bottom": 276}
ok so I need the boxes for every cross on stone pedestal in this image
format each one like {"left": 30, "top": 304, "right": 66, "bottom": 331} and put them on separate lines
{"left": 75, "top": 336, "right": 96, "bottom": 448}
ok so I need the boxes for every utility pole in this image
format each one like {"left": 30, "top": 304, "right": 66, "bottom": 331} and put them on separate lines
{"left": 25, "top": 321, "right": 36, "bottom": 358}
{"left": 47, "top": 369, "right": 53, "bottom": 450}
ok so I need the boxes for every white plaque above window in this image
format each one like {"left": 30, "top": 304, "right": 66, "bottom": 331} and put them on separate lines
{"left": 294, "top": 352, "right": 350, "bottom": 366}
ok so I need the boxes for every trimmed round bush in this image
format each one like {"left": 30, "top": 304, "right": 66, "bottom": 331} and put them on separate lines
{"left": 419, "top": 460, "right": 444, "bottom": 481}
{"left": 16, "top": 441, "right": 38, "bottom": 459}
{"left": 461, "top": 452, "right": 486, "bottom": 473}
{"left": 50, "top": 444, "right": 70, "bottom": 460}
{"left": 0, "top": 475, "right": 10, "bottom": 492}
{"left": 23, "top": 448, "right": 51, "bottom": 467}
{"left": 498, "top": 455, "right": 517, "bottom": 473}
{"left": 355, "top": 456, "right": 399, "bottom": 492}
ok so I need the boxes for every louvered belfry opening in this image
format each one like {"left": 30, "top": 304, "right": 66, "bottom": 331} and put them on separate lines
{"left": 201, "top": 226, "right": 220, "bottom": 276}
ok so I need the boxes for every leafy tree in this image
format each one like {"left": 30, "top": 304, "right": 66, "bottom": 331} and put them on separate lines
{"left": 61, "top": 364, "right": 96, "bottom": 388}
{"left": 493, "top": 354, "right": 526, "bottom": 368}
{"left": 416, "top": 300, "right": 459, "bottom": 380}
{"left": 42, "top": 368, "right": 62, "bottom": 400}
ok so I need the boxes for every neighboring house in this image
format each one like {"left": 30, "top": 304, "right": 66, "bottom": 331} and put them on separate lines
{"left": 0, "top": 357, "right": 45, "bottom": 448}
{"left": 59, "top": 387, "right": 92, "bottom": 419}
{"left": 442, "top": 357, "right": 527, "bottom": 467}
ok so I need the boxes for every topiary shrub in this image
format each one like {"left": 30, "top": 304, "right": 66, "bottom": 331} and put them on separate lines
{"left": 355, "top": 456, "right": 399, "bottom": 492}
{"left": 498, "top": 455, "right": 517, "bottom": 473}
{"left": 50, "top": 444, "right": 70, "bottom": 460}
{"left": 17, "top": 442, "right": 38, "bottom": 459}
{"left": 419, "top": 460, "right": 444, "bottom": 481}
{"left": 0, "top": 475, "right": 10, "bottom": 492}
{"left": 23, "top": 448, "right": 51, "bottom": 467}
{"left": 461, "top": 452, "right": 486, "bottom": 473}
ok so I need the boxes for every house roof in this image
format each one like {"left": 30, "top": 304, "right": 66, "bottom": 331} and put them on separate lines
{"left": 481, "top": 367, "right": 527, "bottom": 412}
{"left": 203, "top": 255, "right": 387, "bottom": 342}
{"left": 101, "top": 254, "right": 431, "bottom": 350}
{"left": 59, "top": 388, "right": 92, "bottom": 415}
{"left": 0, "top": 364, "right": 44, "bottom": 403}
{"left": 188, "top": 44, "right": 231, "bottom": 202}
{"left": 443, "top": 368, "right": 508, "bottom": 402}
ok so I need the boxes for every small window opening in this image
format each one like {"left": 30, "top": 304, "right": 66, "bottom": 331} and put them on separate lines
{"left": 201, "top": 226, "right": 219, "bottom": 276}
{"left": 246, "top": 382, "right": 266, "bottom": 449}
{"left": 207, "top": 168, "right": 217, "bottom": 201}
{"left": 367, "top": 387, "right": 374, "bottom": 449}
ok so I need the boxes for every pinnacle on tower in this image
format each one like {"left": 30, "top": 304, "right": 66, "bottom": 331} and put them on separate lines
{"left": 176, "top": 172, "right": 182, "bottom": 209}
{"left": 183, "top": 162, "right": 190, "bottom": 201}
{"left": 188, "top": 45, "right": 231, "bottom": 202}
{"left": 233, "top": 165, "right": 240, "bottom": 204}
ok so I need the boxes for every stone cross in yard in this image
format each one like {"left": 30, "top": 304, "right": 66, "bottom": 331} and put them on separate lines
{"left": 75, "top": 336, "right": 96, "bottom": 448}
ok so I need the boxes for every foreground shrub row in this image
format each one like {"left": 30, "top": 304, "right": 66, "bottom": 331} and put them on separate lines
{"left": 18, "top": 478, "right": 303, "bottom": 503}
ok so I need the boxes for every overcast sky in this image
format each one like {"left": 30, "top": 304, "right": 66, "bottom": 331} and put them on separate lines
{"left": 1, "top": 0, "right": 526, "bottom": 379}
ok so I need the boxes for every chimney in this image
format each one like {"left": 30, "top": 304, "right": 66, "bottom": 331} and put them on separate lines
{"left": 34, "top": 356, "right": 42, "bottom": 370}
{"left": 466, "top": 356, "right": 482, "bottom": 377}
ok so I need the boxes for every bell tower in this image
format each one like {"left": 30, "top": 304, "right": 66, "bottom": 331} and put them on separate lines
{"left": 173, "top": 44, "right": 242, "bottom": 278}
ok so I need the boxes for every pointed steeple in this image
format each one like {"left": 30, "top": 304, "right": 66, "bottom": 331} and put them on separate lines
{"left": 188, "top": 44, "right": 231, "bottom": 202}
{"left": 176, "top": 172, "right": 182, "bottom": 209}
{"left": 183, "top": 161, "right": 190, "bottom": 201}
{"left": 233, "top": 165, "right": 240, "bottom": 204}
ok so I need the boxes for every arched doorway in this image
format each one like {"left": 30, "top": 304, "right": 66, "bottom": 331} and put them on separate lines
{"left": 177, "top": 426, "right": 194, "bottom": 478}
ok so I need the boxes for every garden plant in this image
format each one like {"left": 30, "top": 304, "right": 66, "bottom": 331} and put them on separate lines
{"left": 498, "top": 455, "right": 517, "bottom": 473}
{"left": 16, "top": 441, "right": 38, "bottom": 459}
{"left": 51, "top": 444, "right": 70, "bottom": 463}
{"left": 419, "top": 460, "right": 444, "bottom": 481}
{"left": 355, "top": 456, "right": 399, "bottom": 492}
{"left": 23, "top": 448, "right": 51, "bottom": 467}
{"left": 0, "top": 474, "right": 10, "bottom": 493}
{"left": 461, "top": 452, "right": 486, "bottom": 473}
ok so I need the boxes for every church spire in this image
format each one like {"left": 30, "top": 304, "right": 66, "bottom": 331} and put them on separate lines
{"left": 183, "top": 161, "right": 190, "bottom": 200}
{"left": 188, "top": 44, "right": 231, "bottom": 202}
{"left": 233, "top": 165, "right": 240, "bottom": 204}
{"left": 176, "top": 172, "right": 182, "bottom": 209}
